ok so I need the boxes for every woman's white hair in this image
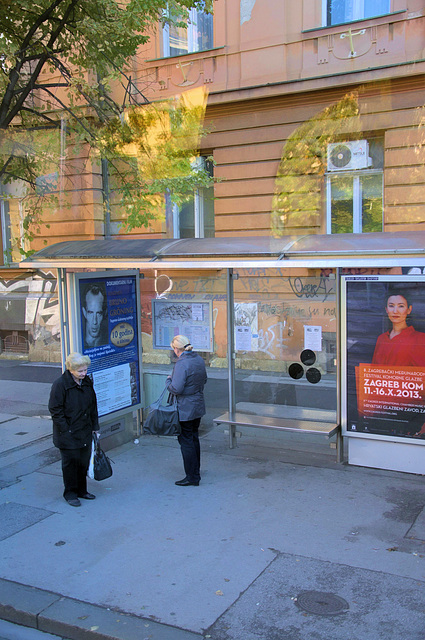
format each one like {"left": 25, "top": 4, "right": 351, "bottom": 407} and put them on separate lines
{"left": 65, "top": 352, "right": 91, "bottom": 371}
{"left": 170, "top": 335, "right": 193, "bottom": 351}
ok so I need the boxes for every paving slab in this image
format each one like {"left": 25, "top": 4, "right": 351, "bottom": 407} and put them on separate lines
{"left": 0, "top": 502, "right": 55, "bottom": 541}
{"left": 408, "top": 505, "right": 425, "bottom": 542}
{"left": 206, "top": 552, "right": 425, "bottom": 640}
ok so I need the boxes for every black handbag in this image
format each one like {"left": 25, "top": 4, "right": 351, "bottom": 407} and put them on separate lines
{"left": 143, "top": 388, "right": 181, "bottom": 436}
{"left": 92, "top": 436, "right": 113, "bottom": 481}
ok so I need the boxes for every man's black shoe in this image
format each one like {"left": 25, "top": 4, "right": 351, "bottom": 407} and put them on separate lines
{"left": 79, "top": 493, "right": 96, "bottom": 500}
{"left": 175, "top": 478, "right": 199, "bottom": 486}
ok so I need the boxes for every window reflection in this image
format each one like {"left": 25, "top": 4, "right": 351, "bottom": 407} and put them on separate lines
{"left": 172, "top": 157, "right": 215, "bottom": 238}
{"left": 328, "top": 173, "right": 383, "bottom": 234}
{"left": 327, "top": 0, "right": 390, "bottom": 26}
{"left": 163, "top": 7, "right": 213, "bottom": 58}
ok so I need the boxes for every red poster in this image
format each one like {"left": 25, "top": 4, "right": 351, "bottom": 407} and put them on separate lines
{"left": 346, "top": 277, "right": 425, "bottom": 439}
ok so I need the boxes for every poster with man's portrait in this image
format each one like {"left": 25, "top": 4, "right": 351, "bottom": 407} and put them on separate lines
{"left": 344, "top": 276, "right": 425, "bottom": 440}
{"left": 77, "top": 273, "right": 141, "bottom": 417}
{"left": 80, "top": 282, "right": 109, "bottom": 350}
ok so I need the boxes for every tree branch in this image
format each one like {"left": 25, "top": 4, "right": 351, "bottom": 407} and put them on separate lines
{"left": 40, "top": 87, "right": 96, "bottom": 138}
{"left": 20, "top": 106, "right": 62, "bottom": 125}
{"left": 0, "top": 0, "right": 80, "bottom": 127}
{"left": 0, "top": 0, "right": 67, "bottom": 125}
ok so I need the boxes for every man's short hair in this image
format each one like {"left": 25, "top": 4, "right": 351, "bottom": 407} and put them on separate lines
{"left": 82, "top": 283, "right": 107, "bottom": 312}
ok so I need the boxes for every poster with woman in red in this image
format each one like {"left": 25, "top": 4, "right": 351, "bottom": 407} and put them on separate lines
{"left": 346, "top": 278, "right": 425, "bottom": 439}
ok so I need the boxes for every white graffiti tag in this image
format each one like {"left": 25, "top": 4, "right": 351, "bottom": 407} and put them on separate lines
{"left": 258, "top": 322, "right": 288, "bottom": 359}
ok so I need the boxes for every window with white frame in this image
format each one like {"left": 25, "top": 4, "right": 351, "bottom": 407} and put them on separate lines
{"left": 172, "top": 157, "right": 214, "bottom": 238}
{"left": 162, "top": 6, "right": 213, "bottom": 57}
{"left": 325, "top": 138, "right": 383, "bottom": 234}
{"left": 325, "top": 0, "right": 390, "bottom": 26}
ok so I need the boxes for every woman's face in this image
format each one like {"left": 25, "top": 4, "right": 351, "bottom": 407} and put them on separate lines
{"left": 385, "top": 295, "right": 412, "bottom": 325}
{"left": 70, "top": 365, "right": 88, "bottom": 382}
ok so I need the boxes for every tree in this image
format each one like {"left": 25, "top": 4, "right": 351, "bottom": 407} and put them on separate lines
{"left": 0, "top": 0, "right": 213, "bottom": 252}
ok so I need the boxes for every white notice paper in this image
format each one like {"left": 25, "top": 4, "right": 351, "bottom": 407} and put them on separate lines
{"left": 92, "top": 363, "right": 131, "bottom": 416}
{"left": 235, "top": 325, "right": 252, "bottom": 351}
{"left": 192, "top": 304, "right": 204, "bottom": 322}
{"left": 304, "top": 325, "right": 322, "bottom": 351}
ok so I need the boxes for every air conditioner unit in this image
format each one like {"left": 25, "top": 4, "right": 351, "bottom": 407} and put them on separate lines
{"left": 327, "top": 140, "right": 372, "bottom": 172}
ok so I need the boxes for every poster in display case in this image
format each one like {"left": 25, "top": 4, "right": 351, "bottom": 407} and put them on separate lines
{"left": 343, "top": 275, "right": 425, "bottom": 441}
{"left": 76, "top": 271, "right": 142, "bottom": 418}
{"left": 152, "top": 299, "right": 213, "bottom": 352}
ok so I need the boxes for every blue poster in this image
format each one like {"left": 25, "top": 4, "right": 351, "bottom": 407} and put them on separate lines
{"left": 79, "top": 274, "right": 140, "bottom": 417}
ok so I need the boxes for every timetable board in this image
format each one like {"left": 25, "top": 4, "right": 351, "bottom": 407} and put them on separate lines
{"left": 152, "top": 299, "right": 213, "bottom": 352}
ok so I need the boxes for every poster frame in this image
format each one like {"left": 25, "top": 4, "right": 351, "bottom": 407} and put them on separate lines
{"left": 151, "top": 298, "right": 213, "bottom": 352}
{"left": 341, "top": 274, "right": 425, "bottom": 446}
{"left": 68, "top": 269, "right": 143, "bottom": 422}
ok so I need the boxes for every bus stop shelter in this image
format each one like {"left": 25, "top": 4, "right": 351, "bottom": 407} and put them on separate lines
{"left": 20, "top": 230, "right": 425, "bottom": 474}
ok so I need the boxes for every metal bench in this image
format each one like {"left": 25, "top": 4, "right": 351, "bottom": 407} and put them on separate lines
{"left": 213, "top": 411, "right": 342, "bottom": 462}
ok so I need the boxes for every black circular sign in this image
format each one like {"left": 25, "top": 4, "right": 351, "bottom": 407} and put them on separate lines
{"left": 288, "top": 363, "right": 304, "bottom": 380}
{"left": 306, "top": 367, "right": 321, "bottom": 384}
{"left": 300, "top": 349, "right": 316, "bottom": 366}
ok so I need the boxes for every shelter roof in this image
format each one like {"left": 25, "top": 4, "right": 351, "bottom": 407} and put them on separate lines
{"left": 19, "top": 231, "right": 425, "bottom": 270}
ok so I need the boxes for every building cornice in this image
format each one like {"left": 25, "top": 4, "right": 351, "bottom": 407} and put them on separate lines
{"left": 205, "top": 61, "right": 425, "bottom": 111}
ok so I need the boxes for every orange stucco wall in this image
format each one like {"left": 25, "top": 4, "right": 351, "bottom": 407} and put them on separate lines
{"left": 16, "top": 1, "right": 425, "bottom": 250}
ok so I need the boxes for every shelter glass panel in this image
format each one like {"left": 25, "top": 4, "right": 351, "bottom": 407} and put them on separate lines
{"left": 140, "top": 269, "right": 229, "bottom": 431}
{"left": 233, "top": 269, "right": 337, "bottom": 425}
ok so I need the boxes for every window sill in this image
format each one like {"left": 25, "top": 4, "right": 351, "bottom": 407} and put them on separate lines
{"left": 325, "top": 169, "right": 384, "bottom": 176}
{"left": 302, "top": 10, "right": 406, "bottom": 35}
{"left": 146, "top": 46, "right": 225, "bottom": 64}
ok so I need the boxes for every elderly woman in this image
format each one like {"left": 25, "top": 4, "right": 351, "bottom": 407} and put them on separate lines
{"left": 49, "top": 352, "right": 99, "bottom": 506}
{"left": 166, "top": 335, "right": 207, "bottom": 487}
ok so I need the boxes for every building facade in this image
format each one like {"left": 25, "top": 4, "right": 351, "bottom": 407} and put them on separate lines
{"left": 2, "top": 0, "right": 425, "bottom": 360}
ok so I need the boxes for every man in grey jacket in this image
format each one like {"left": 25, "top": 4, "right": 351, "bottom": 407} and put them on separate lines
{"left": 167, "top": 335, "right": 207, "bottom": 486}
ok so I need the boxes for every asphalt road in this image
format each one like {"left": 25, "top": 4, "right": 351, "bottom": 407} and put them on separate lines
{"left": 0, "top": 360, "right": 61, "bottom": 384}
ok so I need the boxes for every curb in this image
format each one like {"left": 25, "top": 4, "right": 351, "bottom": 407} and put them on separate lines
{"left": 0, "top": 579, "right": 204, "bottom": 640}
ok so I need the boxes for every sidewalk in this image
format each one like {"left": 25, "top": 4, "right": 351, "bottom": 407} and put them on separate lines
{"left": 1, "top": 376, "right": 425, "bottom": 640}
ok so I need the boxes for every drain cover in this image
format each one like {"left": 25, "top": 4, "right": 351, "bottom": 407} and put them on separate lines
{"left": 294, "top": 591, "right": 349, "bottom": 616}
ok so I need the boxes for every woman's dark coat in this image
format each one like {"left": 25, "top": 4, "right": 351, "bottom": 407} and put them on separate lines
{"left": 166, "top": 350, "right": 207, "bottom": 421}
{"left": 49, "top": 370, "right": 99, "bottom": 449}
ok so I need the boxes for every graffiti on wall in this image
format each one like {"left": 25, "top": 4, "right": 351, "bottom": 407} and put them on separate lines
{"left": 26, "top": 273, "right": 60, "bottom": 346}
{"left": 138, "top": 269, "right": 338, "bottom": 362}
{"left": 0, "top": 271, "right": 60, "bottom": 353}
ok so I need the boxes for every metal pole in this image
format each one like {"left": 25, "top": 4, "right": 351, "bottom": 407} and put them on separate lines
{"left": 336, "top": 267, "right": 343, "bottom": 462}
{"left": 57, "top": 268, "right": 69, "bottom": 371}
{"left": 226, "top": 268, "right": 236, "bottom": 447}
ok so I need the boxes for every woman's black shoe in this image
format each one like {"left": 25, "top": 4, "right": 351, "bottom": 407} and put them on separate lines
{"left": 66, "top": 498, "right": 81, "bottom": 507}
{"left": 175, "top": 478, "right": 199, "bottom": 486}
